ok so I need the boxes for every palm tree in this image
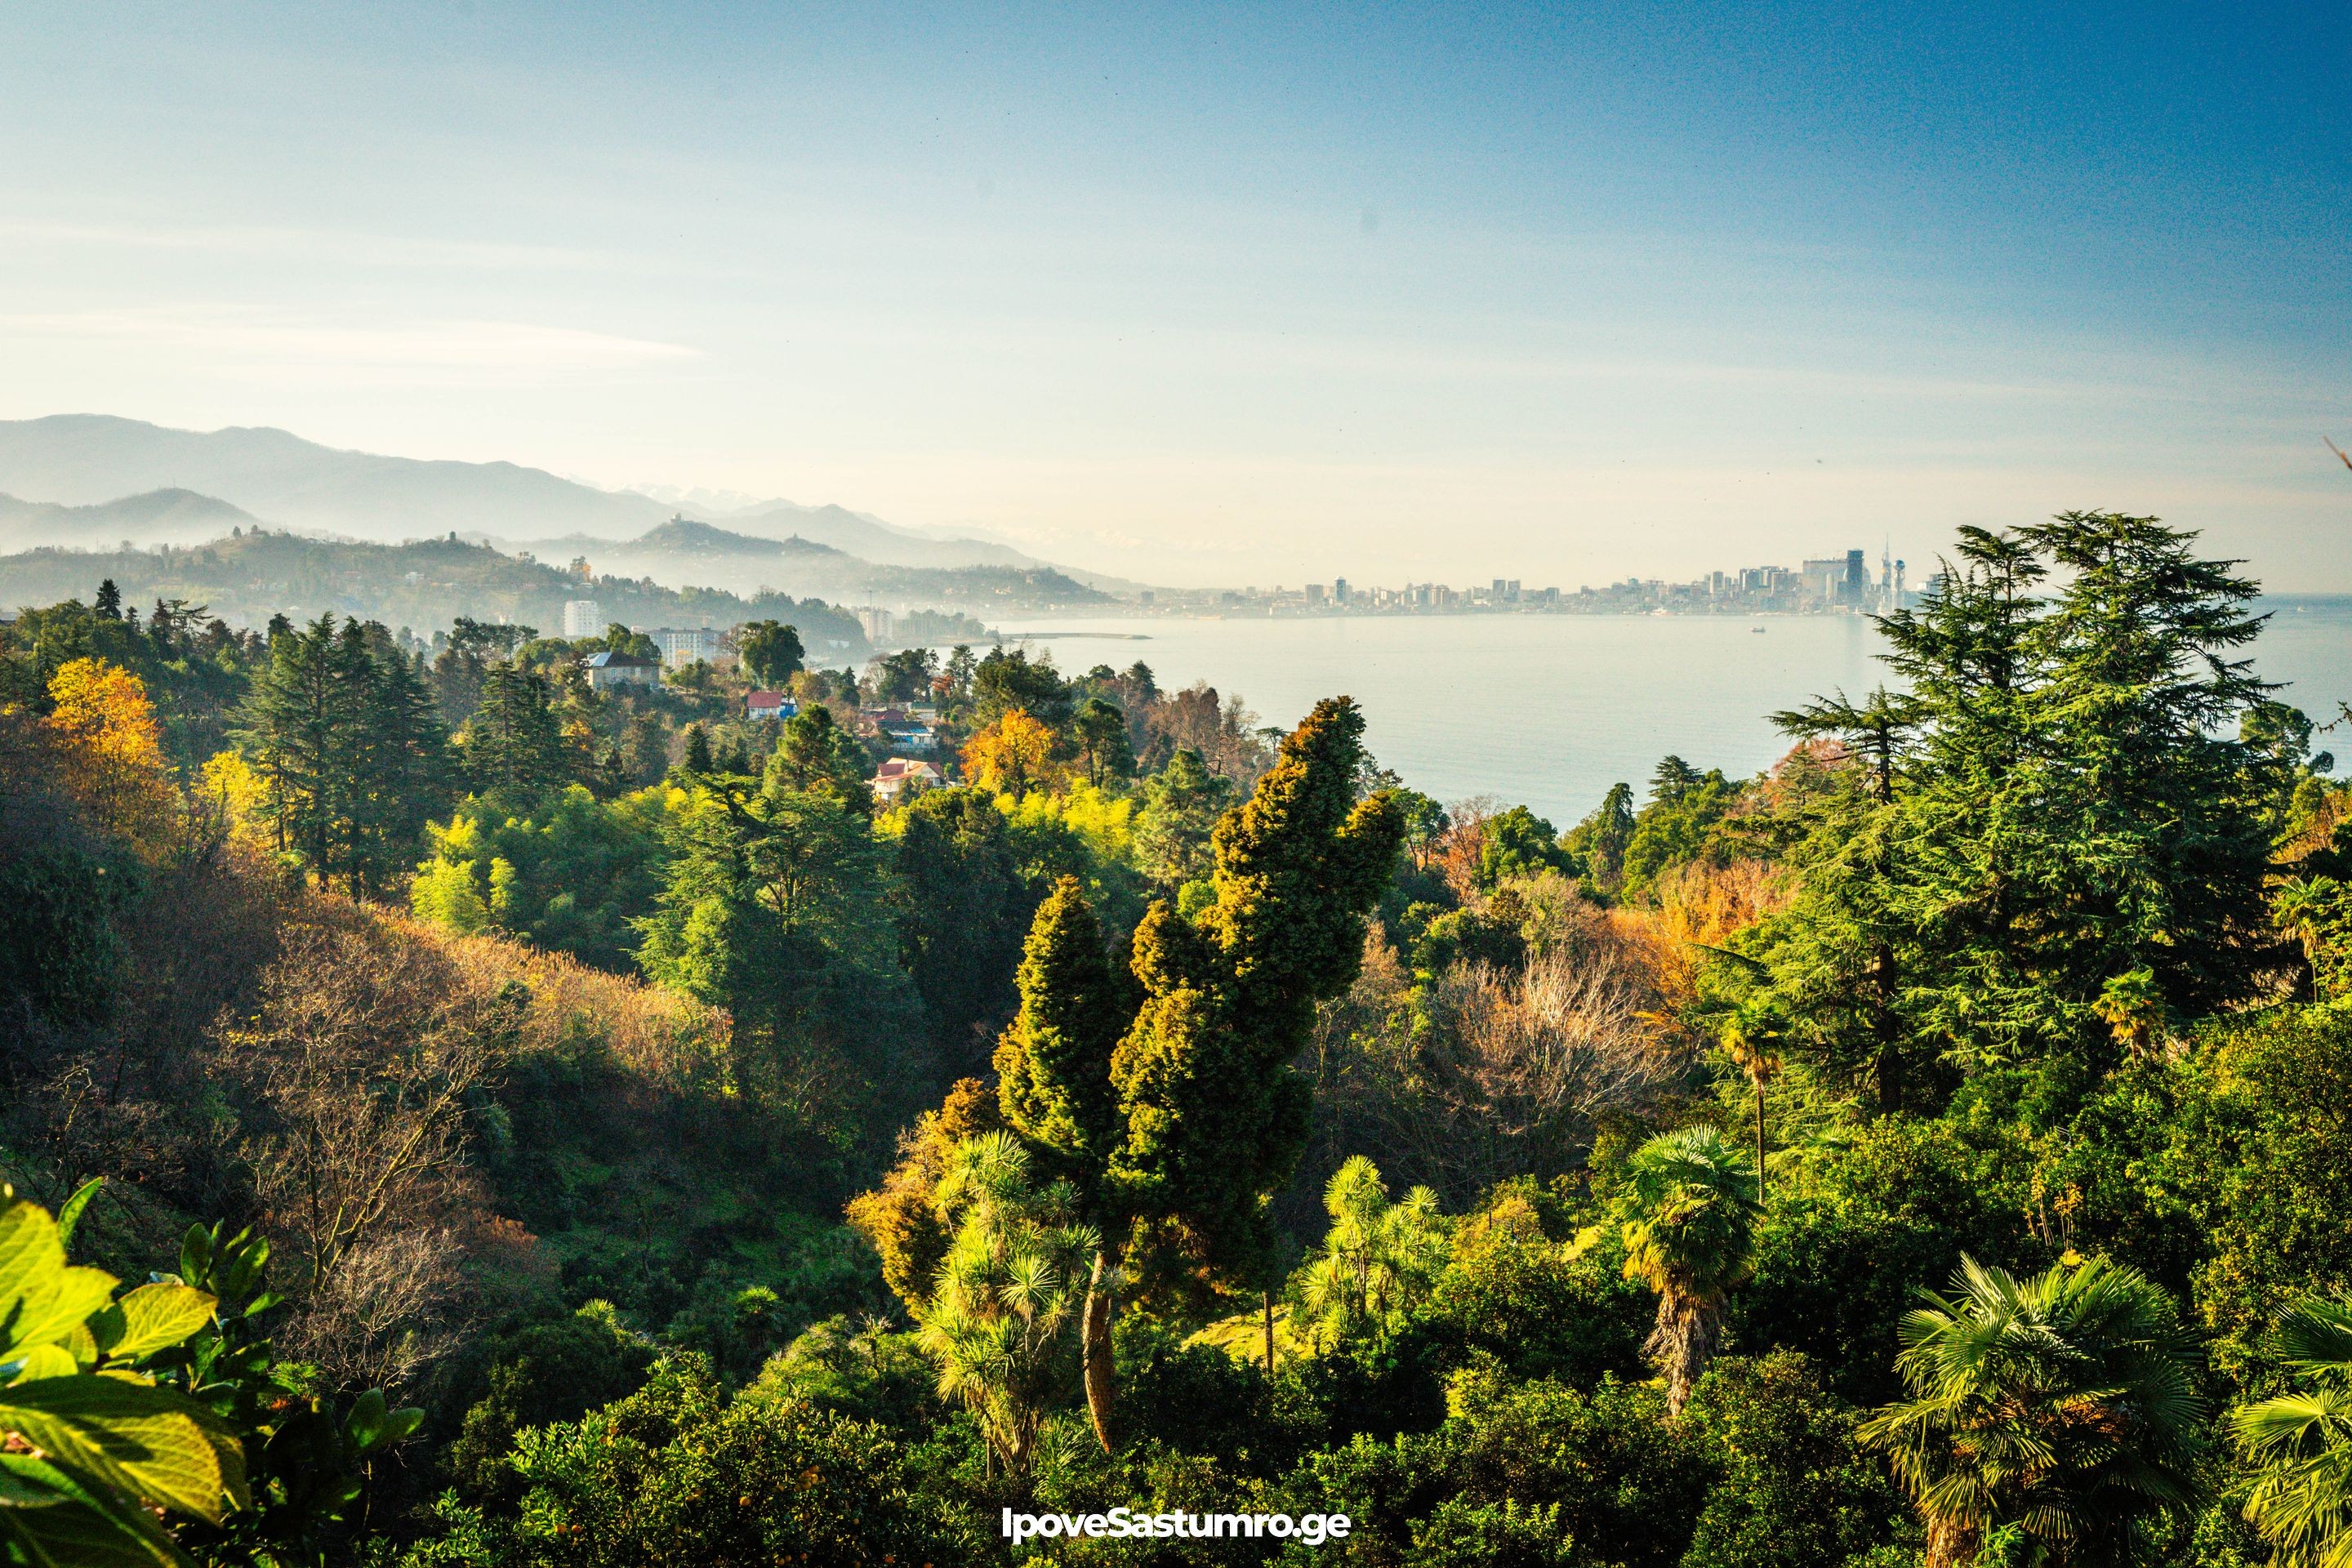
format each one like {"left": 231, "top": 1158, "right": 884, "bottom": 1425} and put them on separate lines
{"left": 1619, "top": 1125, "right": 1759, "bottom": 1416}
{"left": 1716, "top": 999, "right": 1784, "bottom": 1201}
{"left": 2233, "top": 1297, "right": 2352, "bottom": 1566}
{"left": 916, "top": 1132, "right": 1098, "bottom": 1473}
{"left": 1294, "top": 1156, "right": 1450, "bottom": 1348}
{"left": 1859, "top": 1254, "right": 2206, "bottom": 1568}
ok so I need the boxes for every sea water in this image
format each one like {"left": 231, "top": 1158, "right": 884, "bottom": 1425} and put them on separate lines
{"left": 996, "top": 599, "right": 2352, "bottom": 823}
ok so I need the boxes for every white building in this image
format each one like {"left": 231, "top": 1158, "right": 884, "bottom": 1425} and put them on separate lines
{"left": 582, "top": 651, "right": 659, "bottom": 691}
{"left": 857, "top": 607, "right": 895, "bottom": 644}
{"left": 561, "top": 599, "right": 604, "bottom": 638}
{"left": 653, "top": 626, "right": 721, "bottom": 668}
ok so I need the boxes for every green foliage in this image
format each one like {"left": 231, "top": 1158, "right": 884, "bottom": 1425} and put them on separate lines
{"left": 396, "top": 1356, "right": 960, "bottom": 1567}
{"left": 636, "top": 774, "right": 915, "bottom": 1150}
{"left": 2149, "top": 1005, "right": 2352, "bottom": 1366}
{"left": 440, "top": 1303, "right": 653, "bottom": 1502}
{"left": 1619, "top": 1126, "right": 1760, "bottom": 1416}
{"left": 735, "top": 621, "right": 804, "bottom": 688}
{"left": 2230, "top": 1297, "right": 2352, "bottom": 1568}
{"left": 238, "top": 613, "right": 447, "bottom": 892}
{"left": 1477, "top": 805, "right": 1570, "bottom": 890}
{"left": 1290, "top": 1157, "right": 1450, "bottom": 1349}
{"left": 158, "top": 1222, "right": 422, "bottom": 1568}
{"left": 994, "top": 876, "right": 1127, "bottom": 1212}
{"left": 411, "top": 785, "right": 675, "bottom": 971}
{"left": 1073, "top": 695, "right": 1137, "bottom": 788}
{"left": 1131, "top": 747, "right": 1232, "bottom": 892}
{"left": 0, "top": 833, "right": 133, "bottom": 1031}
{"left": 457, "top": 662, "right": 570, "bottom": 803}
{"left": 1748, "top": 514, "right": 2282, "bottom": 1117}
{"left": 762, "top": 704, "right": 871, "bottom": 813}
{"left": 1563, "top": 782, "right": 1636, "bottom": 890}
{"left": 760, "top": 1316, "right": 934, "bottom": 1430}
{"left": 1680, "top": 1352, "right": 1904, "bottom": 1568}
{"left": 1279, "top": 1366, "right": 1711, "bottom": 1568}
{"left": 967, "top": 646, "right": 1071, "bottom": 729}
{"left": 1860, "top": 1254, "right": 2206, "bottom": 1565}
{"left": 0, "top": 1187, "right": 246, "bottom": 1567}
{"left": 1116, "top": 697, "right": 1405, "bottom": 1295}
{"left": 1410, "top": 888, "right": 1530, "bottom": 976}
{"left": 888, "top": 786, "right": 1039, "bottom": 1065}
{"left": 1419, "top": 1187, "right": 1650, "bottom": 1388}
{"left": 915, "top": 1133, "right": 1098, "bottom": 1472}
{"left": 1619, "top": 757, "right": 1739, "bottom": 896}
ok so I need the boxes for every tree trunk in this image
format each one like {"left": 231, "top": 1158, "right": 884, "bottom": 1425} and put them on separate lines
{"left": 1753, "top": 1076, "right": 1768, "bottom": 1203}
{"left": 1263, "top": 1290, "right": 1276, "bottom": 1376}
{"left": 1080, "top": 1250, "right": 1116, "bottom": 1454}
{"left": 1924, "top": 1514, "right": 1979, "bottom": 1568}
{"left": 1871, "top": 942, "right": 1901, "bottom": 1114}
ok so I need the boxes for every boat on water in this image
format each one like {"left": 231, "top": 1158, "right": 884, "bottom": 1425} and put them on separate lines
{"left": 1750, "top": 626, "right": 1767, "bottom": 634}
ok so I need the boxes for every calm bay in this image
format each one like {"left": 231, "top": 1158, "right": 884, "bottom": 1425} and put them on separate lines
{"left": 998, "top": 599, "right": 2352, "bottom": 823}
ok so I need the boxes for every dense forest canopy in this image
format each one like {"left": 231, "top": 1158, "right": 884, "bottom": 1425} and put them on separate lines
{"left": 4, "top": 510, "right": 2352, "bottom": 1566}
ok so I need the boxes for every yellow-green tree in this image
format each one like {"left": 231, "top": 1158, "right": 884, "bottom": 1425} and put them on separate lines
{"left": 962, "top": 707, "right": 1060, "bottom": 800}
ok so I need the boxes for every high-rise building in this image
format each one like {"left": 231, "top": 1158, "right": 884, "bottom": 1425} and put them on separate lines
{"left": 857, "top": 607, "right": 895, "bottom": 644}
{"left": 561, "top": 599, "right": 603, "bottom": 638}
{"left": 1332, "top": 577, "right": 1350, "bottom": 604}
{"left": 652, "top": 626, "right": 720, "bottom": 668}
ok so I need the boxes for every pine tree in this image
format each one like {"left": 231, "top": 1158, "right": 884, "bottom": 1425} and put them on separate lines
{"left": 238, "top": 614, "right": 345, "bottom": 880}
{"left": 463, "top": 662, "right": 568, "bottom": 801}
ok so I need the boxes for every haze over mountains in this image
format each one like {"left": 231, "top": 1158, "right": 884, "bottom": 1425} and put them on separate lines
{"left": 0, "top": 487, "right": 260, "bottom": 551}
{"left": 0, "top": 414, "right": 1141, "bottom": 597}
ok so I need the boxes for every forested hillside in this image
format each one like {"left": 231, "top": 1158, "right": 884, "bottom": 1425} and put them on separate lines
{"left": 0, "top": 529, "right": 876, "bottom": 654}
{"left": 5, "top": 511, "right": 2352, "bottom": 1567}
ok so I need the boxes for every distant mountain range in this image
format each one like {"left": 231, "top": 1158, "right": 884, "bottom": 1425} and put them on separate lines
{"left": 512, "top": 517, "right": 1109, "bottom": 608}
{"left": 0, "top": 414, "right": 1145, "bottom": 595}
{"left": 0, "top": 488, "right": 261, "bottom": 551}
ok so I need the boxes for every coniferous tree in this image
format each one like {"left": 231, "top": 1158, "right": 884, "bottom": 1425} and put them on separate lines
{"left": 1114, "top": 696, "right": 1402, "bottom": 1316}
{"left": 238, "top": 613, "right": 349, "bottom": 880}
{"left": 462, "top": 662, "right": 568, "bottom": 801}
{"left": 1748, "top": 514, "right": 2282, "bottom": 1116}
{"left": 992, "top": 875, "right": 1129, "bottom": 1448}
{"left": 766, "top": 704, "right": 871, "bottom": 813}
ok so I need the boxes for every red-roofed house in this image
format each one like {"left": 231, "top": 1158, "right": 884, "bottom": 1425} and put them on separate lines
{"left": 746, "top": 691, "right": 800, "bottom": 721}
{"left": 871, "top": 758, "right": 945, "bottom": 803}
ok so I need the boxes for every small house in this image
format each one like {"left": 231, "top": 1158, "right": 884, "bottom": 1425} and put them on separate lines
{"left": 583, "top": 650, "right": 659, "bottom": 691}
{"left": 871, "top": 758, "right": 945, "bottom": 803}
{"left": 746, "top": 690, "right": 800, "bottom": 722}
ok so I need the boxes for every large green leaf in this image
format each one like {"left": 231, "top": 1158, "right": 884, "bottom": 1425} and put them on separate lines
{"left": 94, "top": 1286, "right": 214, "bottom": 1363}
{"left": 9, "top": 1272, "right": 123, "bottom": 1357}
{"left": 51, "top": 1183, "right": 102, "bottom": 1254}
{"left": 0, "top": 1452, "right": 189, "bottom": 1568}
{"left": 0, "top": 1203, "right": 68, "bottom": 1343}
{"left": 0, "top": 1376, "right": 241, "bottom": 1523}
{"left": 8, "top": 1347, "right": 79, "bottom": 1384}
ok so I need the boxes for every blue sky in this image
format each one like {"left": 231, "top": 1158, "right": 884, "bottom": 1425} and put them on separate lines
{"left": 2, "top": 2, "right": 2345, "bottom": 586}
